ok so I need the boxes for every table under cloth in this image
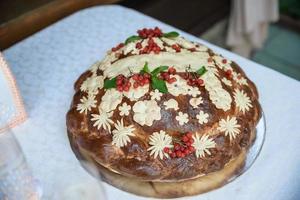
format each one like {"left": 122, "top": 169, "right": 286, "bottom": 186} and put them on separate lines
{"left": 3, "top": 5, "right": 300, "bottom": 200}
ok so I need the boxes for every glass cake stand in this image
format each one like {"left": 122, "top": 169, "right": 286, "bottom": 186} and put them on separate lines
{"left": 227, "top": 111, "right": 266, "bottom": 183}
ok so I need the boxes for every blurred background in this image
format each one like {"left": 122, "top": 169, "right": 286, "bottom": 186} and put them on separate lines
{"left": 0, "top": 0, "right": 299, "bottom": 80}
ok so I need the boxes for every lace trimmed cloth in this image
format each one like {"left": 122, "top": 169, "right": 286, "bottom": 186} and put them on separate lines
{"left": 0, "top": 53, "right": 26, "bottom": 133}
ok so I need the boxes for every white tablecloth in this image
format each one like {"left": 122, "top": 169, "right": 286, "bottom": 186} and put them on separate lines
{"left": 3, "top": 5, "right": 300, "bottom": 200}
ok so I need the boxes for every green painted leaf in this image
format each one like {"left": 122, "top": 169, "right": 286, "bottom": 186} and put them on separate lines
{"left": 125, "top": 35, "right": 141, "bottom": 44}
{"left": 141, "top": 62, "right": 150, "bottom": 74}
{"left": 162, "top": 31, "right": 179, "bottom": 38}
{"left": 196, "top": 66, "right": 207, "bottom": 76}
{"left": 104, "top": 77, "right": 117, "bottom": 89}
{"left": 151, "top": 66, "right": 168, "bottom": 76}
{"left": 151, "top": 76, "right": 168, "bottom": 93}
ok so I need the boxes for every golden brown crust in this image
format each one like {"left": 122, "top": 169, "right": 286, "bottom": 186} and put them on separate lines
{"left": 68, "top": 128, "right": 255, "bottom": 198}
{"left": 66, "top": 32, "right": 262, "bottom": 183}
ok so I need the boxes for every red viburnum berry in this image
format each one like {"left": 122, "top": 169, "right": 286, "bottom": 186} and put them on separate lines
{"left": 174, "top": 143, "right": 180, "bottom": 151}
{"left": 167, "top": 77, "right": 176, "bottom": 84}
{"left": 136, "top": 42, "right": 142, "bottom": 49}
{"left": 225, "top": 69, "right": 232, "bottom": 78}
{"left": 184, "top": 149, "right": 190, "bottom": 155}
{"left": 182, "top": 135, "right": 189, "bottom": 142}
{"left": 186, "top": 132, "right": 193, "bottom": 138}
{"left": 116, "top": 79, "right": 122, "bottom": 86}
{"left": 189, "top": 146, "right": 195, "bottom": 152}
{"left": 196, "top": 79, "right": 204, "bottom": 86}
{"left": 111, "top": 43, "right": 124, "bottom": 52}
{"left": 117, "top": 85, "right": 123, "bottom": 92}
{"left": 144, "top": 79, "right": 150, "bottom": 84}
{"left": 168, "top": 67, "right": 176, "bottom": 74}
{"left": 170, "top": 152, "right": 176, "bottom": 158}
{"left": 176, "top": 150, "right": 182, "bottom": 158}
{"left": 133, "top": 82, "right": 139, "bottom": 88}
{"left": 189, "top": 138, "right": 194, "bottom": 144}
{"left": 163, "top": 147, "right": 170, "bottom": 153}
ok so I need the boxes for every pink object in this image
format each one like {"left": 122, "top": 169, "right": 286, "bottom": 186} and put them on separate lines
{"left": 0, "top": 53, "right": 27, "bottom": 133}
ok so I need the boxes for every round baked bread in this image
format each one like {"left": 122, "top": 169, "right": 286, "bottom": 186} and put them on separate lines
{"left": 66, "top": 28, "right": 261, "bottom": 198}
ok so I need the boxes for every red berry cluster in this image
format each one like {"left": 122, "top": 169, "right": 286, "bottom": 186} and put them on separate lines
{"left": 132, "top": 73, "right": 151, "bottom": 89}
{"left": 187, "top": 77, "right": 204, "bottom": 87}
{"left": 164, "top": 132, "right": 195, "bottom": 158}
{"left": 189, "top": 47, "right": 196, "bottom": 52}
{"left": 135, "top": 42, "right": 142, "bottom": 49}
{"left": 171, "top": 44, "right": 181, "bottom": 52}
{"left": 116, "top": 75, "right": 131, "bottom": 92}
{"left": 139, "top": 38, "right": 161, "bottom": 54}
{"left": 159, "top": 67, "right": 177, "bottom": 84}
{"left": 182, "top": 73, "right": 204, "bottom": 87}
{"left": 137, "top": 27, "right": 163, "bottom": 38}
{"left": 222, "top": 59, "right": 227, "bottom": 64}
{"left": 111, "top": 43, "right": 124, "bottom": 52}
{"left": 225, "top": 69, "right": 232, "bottom": 79}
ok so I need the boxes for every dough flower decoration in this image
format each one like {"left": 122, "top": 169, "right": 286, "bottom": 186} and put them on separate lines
{"left": 76, "top": 94, "right": 97, "bottom": 114}
{"left": 218, "top": 116, "right": 241, "bottom": 141}
{"left": 187, "top": 86, "right": 201, "bottom": 97}
{"left": 91, "top": 107, "right": 114, "bottom": 133}
{"left": 234, "top": 89, "right": 252, "bottom": 113}
{"left": 80, "top": 75, "right": 104, "bottom": 94}
{"left": 150, "top": 89, "right": 163, "bottom": 101}
{"left": 112, "top": 119, "right": 135, "bottom": 148}
{"left": 166, "top": 75, "right": 189, "bottom": 96}
{"left": 221, "top": 77, "right": 232, "bottom": 86}
{"left": 196, "top": 111, "right": 209, "bottom": 124}
{"left": 123, "top": 79, "right": 149, "bottom": 101}
{"left": 176, "top": 112, "right": 189, "bottom": 125}
{"left": 132, "top": 100, "right": 161, "bottom": 126}
{"left": 205, "top": 65, "right": 219, "bottom": 76}
{"left": 99, "top": 89, "right": 123, "bottom": 112}
{"left": 89, "top": 61, "right": 101, "bottom": 73}
{"left": 192, "top": 134, "right": 216, "bottom": 158}
{"left": 118, "top": 102, "right": 131, "bottom": 116}
{"left": 189, "top": 97, "right": 203, "bottom": 108}
{"left": 232, "top": 72, "right": 248, "bottom": 85}
{"left": 148, "top": 130, "right": 173, "bottom": 159}
{"left": 163, "top": 99, "right": 179, "bottom": 110}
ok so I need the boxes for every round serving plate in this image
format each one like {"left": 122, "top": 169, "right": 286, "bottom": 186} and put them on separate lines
{"left": 227, "top": 111, "right": 266, "bottom": 183}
